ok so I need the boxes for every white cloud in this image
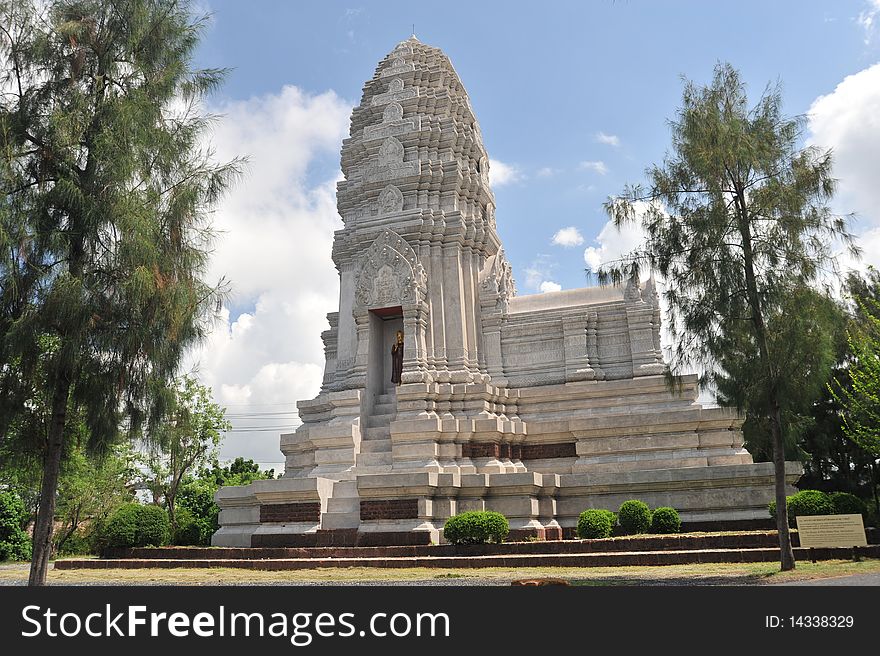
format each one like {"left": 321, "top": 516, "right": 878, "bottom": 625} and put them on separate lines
{"left": 523, "top": 254, "right": 559, "bottom": 293}
{"left": 489, "top": 158, "right": 523, "bottom": 187}
{"left": 858, "top": 0, "right": 880, "bottom": 44}
{"left": 539, "top": 281, "right": 562, "bottom": 293}
{"left": 595, "top": 131, "right": 621, "bottom": 147}
{"left": 536, "top": 166, "right": 560, "bottom": 177}
{"left": 184, "top": 85, "right": 352, "bottom": 467}
{"left": 808, "top": 62, "right": 880, "bottom": 270}
{"left": 579, "top": 160, "right": 608, "bottom": 175}
{"left": 551, "top": 226, "right": 585, "bottom": 247}
{"left": 583, "top": 209, "right": 649, "bottom": 273}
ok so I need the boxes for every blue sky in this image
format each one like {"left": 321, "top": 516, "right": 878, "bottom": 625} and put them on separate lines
{"left": 186, "top": 1, "right": 880, "bottom": 466}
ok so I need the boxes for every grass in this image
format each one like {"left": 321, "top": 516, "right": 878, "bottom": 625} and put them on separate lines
{"left": 1, "top": 558, "right": 879, "bottom": 586}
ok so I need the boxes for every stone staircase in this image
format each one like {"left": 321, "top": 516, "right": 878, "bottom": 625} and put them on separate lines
{"left": 320, "top": 390, "right": 396, "bottom": 531}
{"left": 355, "top": 389, "right": 396, "bottom": 471}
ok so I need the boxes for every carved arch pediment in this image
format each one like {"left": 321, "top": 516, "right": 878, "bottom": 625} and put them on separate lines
{"left": 354, "top": 229, "right": 427, "bottom": 309}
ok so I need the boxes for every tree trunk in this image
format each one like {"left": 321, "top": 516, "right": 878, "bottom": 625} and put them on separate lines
{"left": 733, "top": 189, "right": 794, "bottom": 571}
{"left": 28, "top": 376, "right": 70, "bottom": 586}
{"left": 770, "top": 403, "right": 795, "bottom": 571}
{"left": 872, "top": 460, "right": 880, "bottom": 519}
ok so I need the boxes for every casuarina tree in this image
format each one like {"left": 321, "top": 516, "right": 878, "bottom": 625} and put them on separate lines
{"left": 0, "top": 0, "right": 241, "bottom": 585}
{"left": 596, "top": 63, "right": 857, "bottom": 570}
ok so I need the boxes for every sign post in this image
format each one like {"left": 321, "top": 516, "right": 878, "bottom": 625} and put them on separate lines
{"left": 795, "top": 514, "right": 868, "bottom": 552}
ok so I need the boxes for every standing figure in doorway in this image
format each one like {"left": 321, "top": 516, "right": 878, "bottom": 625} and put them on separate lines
{"left": 390, "top": 330, "right": 404, "bottom": 386}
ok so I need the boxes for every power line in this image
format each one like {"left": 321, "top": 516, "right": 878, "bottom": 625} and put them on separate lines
{"left": 224, "top": 412, "right": 301, "bottom": 417}
{"left": 224, "top": 427, "right": 299, "bottom": 433}
{"left": 218, "top": 402, "right": 301, "bottom": 407}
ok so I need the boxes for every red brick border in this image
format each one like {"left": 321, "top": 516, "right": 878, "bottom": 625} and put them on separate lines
{"left": 461, "top": 442, "right": 575, "bottom": 459}
{"left": 259, "top": 502, "right": 320, "bottom": 523}
{"left": 360, "top": 498, "right": 419, "bottom": 520}
{"left": 520, "top": 443, "right": 576, "bottom": 459}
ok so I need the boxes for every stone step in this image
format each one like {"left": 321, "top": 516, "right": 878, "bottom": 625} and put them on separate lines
{"left": 366, "top": 414, "right": 393, "bottom": 428}
{"left": 326, "top": 496, "right": 360, "bottom": 514}
{"left": 364, "top": 425, "right": 391, "bottom": 440}
{"left": 361, "top": 439, "right": 391, "bottom": 453}
{"left": 331, "top": 479, "right": 358, "bottom": 497}
{"left": 372, "top": 402, "right": 395, "bottom": 415}
{"left": 320, "top": 512, "right": 360, "bottom": 530}
{"left": 356, "top": 452, "right": 393, "bottom": 467}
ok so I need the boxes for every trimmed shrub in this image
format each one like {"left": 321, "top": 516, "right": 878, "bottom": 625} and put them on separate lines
{"left": 103, "top": 503, "right": 170, "bottom": 548}
{"left": 443, "top": 511, "right": 509, "bottom": 545}
{"left": 769, "top": 490, "right": 835, "bottom": 527}
{"left": 577, "top": 509, "right": 614, "bottom": 539}
{"left": 787, "top": 490, "right": 835, "bottom": 523}
{"left": 618, "top": 500, "right": 652, "bottom": 535}
{"left": 829, "top": 492, "right": 868, "bottom": 519}
{"left": 0, "top": 491, "right": 32, "bottom": 561}
{"left": 650, "top": 507, "right": 681, "bottom": 534}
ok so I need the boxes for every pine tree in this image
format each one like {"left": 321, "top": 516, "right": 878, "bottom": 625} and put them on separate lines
{"left": 0, "top": 0, "right": 241, "bottom": 585}
{"left": 598, "top": 63, "right": 858, "bottom": 570}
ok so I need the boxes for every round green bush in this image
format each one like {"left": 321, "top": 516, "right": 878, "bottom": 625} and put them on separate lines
{"left": 829, "top": 492, "right": 868, "bottom": 519}
{"left": 443, "top": 511, "right": 509, "bottom": 545}
{"left": 103, "top": 503, "right": 170, "bottom": 548}
{"left": 0, "top": 491, "right": 32, "bottom": 561}
{"left": 650, "top": 507, "right": 681, "bottom": 534}
{"left": 787, "top": 490, "right": 835, "bottom": 523}
{"left": 618, "top": 500, "right": 652, "bottom": 535}
{"left": 577, "top": 509, "right": 614, "bottom": 539}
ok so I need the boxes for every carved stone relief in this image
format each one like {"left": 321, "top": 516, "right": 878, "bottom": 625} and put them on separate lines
{"left": 377, "top": 185, "right": 404, "bottom": 214}
{"left": 378, "top": 137, "right": 404, "bottom": 166}
{"left": 383, "top": 102, "right": 404, "bottom": 122}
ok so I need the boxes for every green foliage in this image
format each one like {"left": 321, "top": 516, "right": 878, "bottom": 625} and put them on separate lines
{"left": 0, "top": 491, "right": 32, "bottom": 561}
{"left": 206, "top": 457, "right": 277, "bottom": 486}
{"left": 176, "top": 477, "right": 220, "bottom": 541}
{"left": 103, "top": 503, "right": 170, "bottom": 549}
{"left": 576, "top": 509, "right": 615, "bottom": 539}
{"left": 830, "top": 297, "right": 880, "bottom": 458}
{"left": 54, "top": 443, "right": 137, "bottom": 554}
{"left": 787, "top": 490, "right": 836, "bottom": 521}
{"left": 797, "top": 270, "right": 879, "bottom": 496}
{"left": 139, "top": 376, "right": 231, "bottom": 527}
{"left": 443, "top": 511, "right": 509, "bottom": 545}
{"left": 167, "top": 458, "right": 275, "bottom": 546}
{"left": 770, "top": 490, "right": 836, "bottom": 526}
{"left": 54, "top": 530, "right": 92, "bottom": 556}
{"left": 617, "top": 500, "right": 652, "bottom": 535}
{"left": 650, "top": 507, "right": 681, "bottom": 534}
{"left": 171, "top": 507, "right": 204, "bottom": 546}
{"left": 829, "top": 492, "right": 868, "bottom": 519}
